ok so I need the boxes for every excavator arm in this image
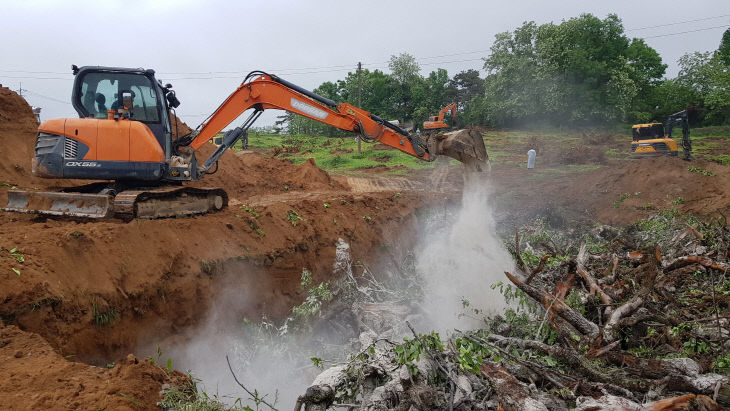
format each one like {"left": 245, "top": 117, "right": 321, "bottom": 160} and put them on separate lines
{"left": 177, "top": 72, "right": 486, "bottom": 173}
{"left": 665, "top": 110, "right": 691, "bottom": 160}
{"left": 437, "top": 102, "right": 457, "bottom": 123}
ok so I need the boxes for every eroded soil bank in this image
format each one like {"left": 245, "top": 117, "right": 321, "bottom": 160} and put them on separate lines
{"left": 0, "top": 87, "right": 448, "bottom": 409}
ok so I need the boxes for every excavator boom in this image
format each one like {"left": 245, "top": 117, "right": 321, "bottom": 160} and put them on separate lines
{"left": 180, "top": 73, "right": 481, "bottom": 170}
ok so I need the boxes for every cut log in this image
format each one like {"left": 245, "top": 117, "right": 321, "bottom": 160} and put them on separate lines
{"left": 480, "top": 363, "right": 548, "bottom": 411}
{"left": 505, "top": 271, "right": 600, "bottom": 340}
{"left": 664, "top": 255, "right": 730, "bottom": 273}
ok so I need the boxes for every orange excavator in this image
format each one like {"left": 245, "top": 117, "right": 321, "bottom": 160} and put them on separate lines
{"left": 423, "top": 103, "right": 457, "bottom": 131}
{"left": 5, "top": 66, "right": 487, "bottom": 218}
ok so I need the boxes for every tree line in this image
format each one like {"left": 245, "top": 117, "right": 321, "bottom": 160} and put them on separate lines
{"left": 271, "top": 13, "right": 730, "bottom": 134}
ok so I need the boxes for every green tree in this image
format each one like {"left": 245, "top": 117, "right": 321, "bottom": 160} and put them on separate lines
{"left": 676, "top": 51, "right": 730, "bottom": 124}
{"left": 389, "top": 53, "right": 421, "bottom": 85}
{"left": 481, "top": 14, "right": 665, "bottom": 126}
{"left": 718, "top": 28, "right": 730, "bottom": 66}
{"left": 414, "top": 68, "right": 450, "bottom": 124}
{"left": 446, "top": 69, "right": 485, "bottom": 106}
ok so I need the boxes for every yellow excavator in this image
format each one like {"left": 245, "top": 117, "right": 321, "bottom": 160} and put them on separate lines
{"left": 631, "top": 110, "right": 692, "bottom": 160}
{"left": 5, "top": 66, "right": 488, "bottom": 218}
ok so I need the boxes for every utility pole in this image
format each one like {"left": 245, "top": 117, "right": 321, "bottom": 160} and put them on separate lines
{"left": 18, "top": 82, "right": 22, "bottom": 97}
{"left": 357, "top": 62, "right": 362, "bottom": 154}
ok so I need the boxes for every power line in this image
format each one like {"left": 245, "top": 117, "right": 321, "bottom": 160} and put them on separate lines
{"left": 0, "top": 70, "right": 69, "bottom": 75}
{"left": 1, "top": 20, "right": 727, "bottom": 80}
{"left": 23, "top": 89, "right": 67, "bottom": 104}
{"left": 0, "top": 75, "right": 69, "bottom": 80}
{"left": 3, "top": 18, "right": 729, "bottom": 84}
{"left": 642, "top": 24, "right": 729, "bottom": 39}
{"left": 627, "top": 14, "right": 730, "bottom": 32}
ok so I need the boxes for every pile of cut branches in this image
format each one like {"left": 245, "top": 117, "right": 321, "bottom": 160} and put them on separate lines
{"left": 297, "top": 214, "right": 730, "bottom": 410}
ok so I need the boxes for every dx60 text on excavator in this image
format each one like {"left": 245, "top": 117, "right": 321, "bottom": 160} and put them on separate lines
{"left": 5, "top": 66, "right": 488, "bottom": 218}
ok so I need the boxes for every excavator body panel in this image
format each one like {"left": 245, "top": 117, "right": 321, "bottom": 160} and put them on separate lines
{"left": 423, "top": 120, "right": 448, "bottom": 130}
{"left": 630, "top": 137, "right": 679, "bottom": 157}
{"left": 31, "top": 118, "right": 166, "bottom": 180}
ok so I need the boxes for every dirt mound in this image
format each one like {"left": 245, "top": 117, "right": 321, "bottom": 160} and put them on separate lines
{"left": 0, "top": 87, "right": 37, "bottom": 132}
{"left": 193, "top": 146, "right": 344, "bottom": 197}
{"left": 587, "top": 157, "right": 730, "bottom": 224}
{"left": 170, "top": 112, "right": 194, "bottom": 139}
{"left": 0, "top": 325, "right": 186, "bottom": 410}
{"left": 489, "top": 156, "right": 730, "bottom": 228}
{"left": 0, "top": 87, "right": 39, "bottom": 184}
{"left": 560, "top": 145, "right": 606, "bottom": 165}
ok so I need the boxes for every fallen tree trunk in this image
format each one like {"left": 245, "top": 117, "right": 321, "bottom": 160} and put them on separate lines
{"left": 505, "top": 271, "right": 599, "bottom": 340}
{"left": 480, "top": 363, "right": 548, "bottom": 411}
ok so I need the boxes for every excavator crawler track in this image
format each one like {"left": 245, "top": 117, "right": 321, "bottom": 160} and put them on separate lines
{"left": 5, "top": 186, "right": 227, "bottom": 219}
{"left": 115, "top": 186, "right": 227, "bottom": 219}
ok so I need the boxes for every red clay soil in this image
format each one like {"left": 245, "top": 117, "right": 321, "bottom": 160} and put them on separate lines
{"left": 0, "top": 89, "right": 429, "bottom": 408}
{"left": 0, "top": 324, "right": 187, "bottom": 410}
{"left": 2, "top": 87, "right": 728, "bottom": 409}
{"left": 585, "top": 157, "right": 730, "bottom": 225}
{"left": 0, "top": 86, "right": 40, "bottom": 187}
{"left": 487, "top": 156, "right": 729, "bottom": 227}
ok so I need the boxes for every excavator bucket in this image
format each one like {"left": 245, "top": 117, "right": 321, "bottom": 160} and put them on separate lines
{"left": 5, "top": 190, "right": 112, "bottom": 218}
{"left": 427, "top": 128, "right": 489, "bottom": 171}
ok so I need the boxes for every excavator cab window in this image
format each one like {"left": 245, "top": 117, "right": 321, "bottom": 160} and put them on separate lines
{"left": 75, "top": 71, "right": 163, "bottom": 123}
{"left": 632, "top": 124, "right": 665, "bottom": 141}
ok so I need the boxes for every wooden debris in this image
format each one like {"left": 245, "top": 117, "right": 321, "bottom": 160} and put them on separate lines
{"left": 480, "top": 363, "right": 548, "bottom": 411}
{"left": 505, "top": 271, "right": 600, "bottom": 340}
{"left": 664, "top": 255, "right": 730, "bottom": 273}
{"left": 296, "top": 221, "right": 730, "bottom": 410}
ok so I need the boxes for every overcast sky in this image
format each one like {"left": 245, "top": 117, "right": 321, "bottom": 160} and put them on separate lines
{"left": 2, "top": 0, "right": 729, "bottom": 127}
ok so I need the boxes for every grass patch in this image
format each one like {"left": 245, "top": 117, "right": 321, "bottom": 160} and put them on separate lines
{"left": 92, "top": 303, "right": 118, "bottom": 327}
{"left": 690, "top": 126, "right": 730, "bottom": 139}
{"left": 706, "top": 154, "right": 730, "bottom": 165}
{"left": 242, "top": 133, "right": 436, "bottom": 174}
{"left": 687, "top": 166, "right": 716, "bottom": 176}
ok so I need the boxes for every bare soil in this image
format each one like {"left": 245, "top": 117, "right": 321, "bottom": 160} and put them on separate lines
{"left": 1, "top": 88, "right": 729, "bottom": 409}
{"left": 0, "top": 324, "right": 188, "bottom": 410}
{"left": 0, "top": 88, "right": 433, "bottom": 409}
{"left": 483, "top": 156, "right": 730, "bottom": 228}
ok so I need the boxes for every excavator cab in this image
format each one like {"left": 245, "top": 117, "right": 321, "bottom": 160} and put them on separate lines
{"left": 72, "top": 66, "right": 174, "bottom": 155}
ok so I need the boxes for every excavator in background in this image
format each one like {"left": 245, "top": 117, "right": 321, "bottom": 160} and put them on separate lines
{"left": 423, "top": 103, "right": 457, "bottom": 131}
{"left": 5, "top": 66, "right": 488, "bottom": 219}
{"left": 631, "top": 110, "right": 692, "bottom": 160}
